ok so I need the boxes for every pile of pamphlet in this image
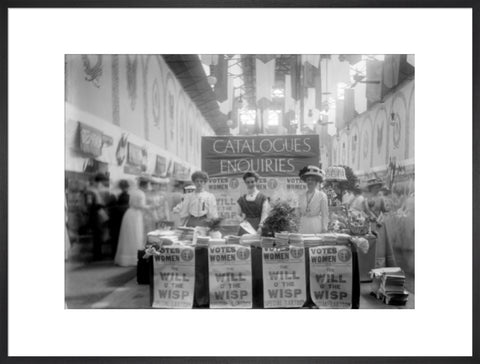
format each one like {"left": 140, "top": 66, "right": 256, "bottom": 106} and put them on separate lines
{"left": 369, "top": 267, "right": 409, "bottom": 305}
{"left": 147, "top": 230, "right": 178, "bottom": 246}
{"left": 239, "top": 234, "right": 261, "bottom": 247}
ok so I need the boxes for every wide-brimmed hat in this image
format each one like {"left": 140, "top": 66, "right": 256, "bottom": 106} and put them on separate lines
{"left": 299, "top": 165, "right": 325, "bottom": 182}
{"left": 367, "top": 178, "right": 384, "bottom": 189}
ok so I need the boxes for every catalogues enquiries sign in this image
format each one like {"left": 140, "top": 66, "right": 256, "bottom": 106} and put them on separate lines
{"left": 262, "top": 246, "right": 307, "bottom": 308}
{"left": 208, "top": 245, "right": 252, "bottom": 308}
{"left": 309, "top": 245, "right": 353, "bottom": 309}
{"left": 152, "top": 245, "right": 195, "bottom": 309}
{"left": 202, "top": 135, "right": 320, "bottom": 177}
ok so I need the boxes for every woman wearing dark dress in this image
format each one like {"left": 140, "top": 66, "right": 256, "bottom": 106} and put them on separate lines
{"left": 364, "top": 178, "right": 396, "bottom": 268}
{"left": 109, "top": 180, "right": 130, "bottom": 257}
{"left": 236, "top": 172, "right": 270, "bottom": 235}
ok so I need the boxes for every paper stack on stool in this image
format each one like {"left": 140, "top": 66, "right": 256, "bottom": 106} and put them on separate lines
{"left": 369, "top": 267, "right": 409, "bottom": 305}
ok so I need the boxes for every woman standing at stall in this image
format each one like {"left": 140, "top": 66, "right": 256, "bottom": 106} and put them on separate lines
{"left": 179, "top": 171, "right": 218, "bottom": 228}
{"left": 364, "top": 178, "right": 396, "bottom": 268}
{"left": 297, "top": 165, "right": 329, "bottom": 234}
{"left": 236, "top": 171, "right": 270, "bottom": 235}
{"left": 114, "top": 178, "right": 153, "bottom": 267}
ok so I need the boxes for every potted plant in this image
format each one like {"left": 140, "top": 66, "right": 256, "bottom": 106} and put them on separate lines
{"left": 260, "top": 200, "right": 298, "bottom": 237}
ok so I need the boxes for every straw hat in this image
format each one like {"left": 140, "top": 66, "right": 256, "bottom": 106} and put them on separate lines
{"left": 299, "top": 165, "right": 325, "bottom": 182}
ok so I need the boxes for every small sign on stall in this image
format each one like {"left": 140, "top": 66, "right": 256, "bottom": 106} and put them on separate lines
{"left": 152, "top": 245, "right": 195, "bottom": 309}
{"left": 309, "top": 245, "right": 353, "bottom": 309}
{"left": 208, "top": 245, "right": 253, "bottom": 308}
{"left": 262, "top": 246, "right": 307, "bottom": 308}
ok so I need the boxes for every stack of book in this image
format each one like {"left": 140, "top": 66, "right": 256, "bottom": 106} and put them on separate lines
{"left": 225, "top": 235, "right": 241, "bottom": 245}
{"left": 239, "top": 234, "right": 261, "bottom": 247}
{"left": 260, "top": 237, "right": 276, "bottom": 248}
{"left": 195, "top": 236, "right": 210, "bottom": 247}
{"left": 274, "top": 232, "right": 290, "bottom": 246}
{"left": 176, "top": 227, "right": 195, "bottom": 241}
{"left": 369, "top": 267, "right": 409, "bottom": 305}
{"left": 147, "top": 230, "right": 178, "bottom": 246}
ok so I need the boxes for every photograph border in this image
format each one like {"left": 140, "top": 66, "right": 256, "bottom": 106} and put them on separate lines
{"left": 2, "top": 2, "right": 479, "bottom": 363}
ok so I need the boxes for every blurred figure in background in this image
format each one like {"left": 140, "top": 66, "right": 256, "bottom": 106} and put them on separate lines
{"left": 151, "top": 178, "right": 170, "bottom": 228}
{"left": 349, "top": 184, "right": 367, "bottom": 213}
{"left": 341, "top": 188, "right": 354, "bottom": 207}
{"left": 114, "top": 178, "right": 153, "bottom": 267}
{"left": 108, "top": 179, "right": 130, "bottom": 258}
{"left": 84, "top": 173, "right": 110, "bottom": 261}
{"left": 364, "top": 178, "right": 396, "bottom": 268}
{"left": 173, "top": 184, "right": 196, "bottom": 226}
{"left": 140, "top": 176, "right": 157, "bottom": 234}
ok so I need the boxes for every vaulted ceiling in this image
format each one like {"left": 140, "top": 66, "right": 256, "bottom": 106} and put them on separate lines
{"left": 162, "top": 55, "right": 230, "bottom": 135}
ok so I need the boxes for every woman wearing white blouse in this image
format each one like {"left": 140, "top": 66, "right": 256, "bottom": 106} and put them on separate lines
{"left": 297, "top": 165, "right": 329, "bottom": 234}
{"left": 180, "top": 170, "right": 218, "bottom": 227}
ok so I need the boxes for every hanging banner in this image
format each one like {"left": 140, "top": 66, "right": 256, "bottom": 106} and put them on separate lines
{"left": 152, "top": 245, "right": 196, "bottom": 309}
{"left": 208, "top": 245, "right": 253, "bottom": 308}
{"left": 78, "top": 122, "right": 104, "bottom": 157}
{"left": 262, "top": 246, "right": 307, "bottom": 308}
{"left": 202, "top": 135, "right": 320, "bottom": 178}
{"left": 154, "top": 155, "right": 167, "bottom": 177}
{"left": 309, "top": 245, "right": 353, "bottom": 309}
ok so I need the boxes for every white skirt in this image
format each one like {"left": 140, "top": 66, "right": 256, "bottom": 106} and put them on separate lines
{"left": 114, "top": 208, "right": 145, "bottom": 267}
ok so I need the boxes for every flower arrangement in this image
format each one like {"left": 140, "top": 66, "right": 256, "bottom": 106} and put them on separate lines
{"left": 261, "top": 200, "right": 298, "bottom": 237}
{"left": 348, "top": 209, "right": 370, "bottom": 235}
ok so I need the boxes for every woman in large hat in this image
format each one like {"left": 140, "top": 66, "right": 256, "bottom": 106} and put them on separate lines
{"left": 297, "top": 165, "right": 329, "bottom": 234}
{"left": 364, "top": 177, "right": 396, "bottom": 268}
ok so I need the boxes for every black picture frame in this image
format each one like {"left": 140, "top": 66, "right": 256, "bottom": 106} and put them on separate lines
{"left": 1, "top": 2, "right": 478, "bottom": 364}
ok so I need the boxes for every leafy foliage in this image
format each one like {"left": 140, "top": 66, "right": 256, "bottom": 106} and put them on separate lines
{"left": 261, "top": 200, "right": 298, "bottom": 237}
{"left": 206, "top": 218, "right": 223, "bottom": 232}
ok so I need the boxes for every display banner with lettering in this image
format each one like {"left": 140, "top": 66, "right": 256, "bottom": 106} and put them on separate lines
{"left": 207, "top": 176, "right": 306, "bottom": 224}
{"left": 154, "top": 155, "right": 167, "bottom": 176}
{"left": 202, "top": 135, "right": 320, "bottom": 177}
{"left": 208, "top": 245, "right": 253, "bottom": 308}
{"left": 152, "top": 245, "right": 195, "bottom": 309}
{"left": 78, "top": 122, "right": 104, "bottom": 157}
{"left": 262, "top": 246, "right": 307, "bottom": 308}
{"left": 309, "top": 245, "right": 353, "bottom": 309}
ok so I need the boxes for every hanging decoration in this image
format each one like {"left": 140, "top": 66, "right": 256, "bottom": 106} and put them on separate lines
{"left": 82, "top": 55, "right": 103, "bottom": 88}
{"left": 127, "top": 55, "right": 138, "bottom": 110}
{"left": 152, "top": 79, "right": 160, "bottom": 126}
{"left": 392, "top": 113, "right": 402, "bottom": 149}
{"left": 115, "top": 133, "right": 128, "bottom": 166}
{"left": 376, "top": 118, "right": 384, "bottom": 153}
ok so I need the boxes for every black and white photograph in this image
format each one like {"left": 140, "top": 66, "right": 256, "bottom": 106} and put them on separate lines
{"left": 65, "top": 54, "right": 415, "bottom": 310}
{"left": 5, "top": 6, "right": 475, "bottom": 359}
